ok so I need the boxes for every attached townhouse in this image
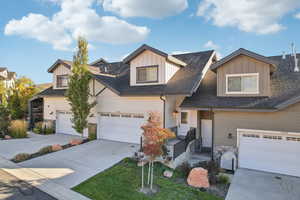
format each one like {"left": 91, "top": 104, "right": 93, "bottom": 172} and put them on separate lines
{"left": 30, "top": 44, "right": 300, "bottom": 176}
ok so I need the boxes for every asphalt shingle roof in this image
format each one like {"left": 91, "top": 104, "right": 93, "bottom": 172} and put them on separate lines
{"left": 37, "top": 50, "right": 214, "bottom": 97}
{"left": 181, "top": 53, "right": 300, "bottom": 110}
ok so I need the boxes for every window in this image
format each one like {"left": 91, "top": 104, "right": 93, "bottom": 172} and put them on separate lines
{"left": 136, "top": 66, "right": 158, "bottom": 83}
{"left": 181, "top": 112, "right": 188, "bottom": 124}
{"left": 226, "top": 73, "right": 259, "bottom": 94}
{"left": 56, "top": 75, "right": 69, "bottom": 88}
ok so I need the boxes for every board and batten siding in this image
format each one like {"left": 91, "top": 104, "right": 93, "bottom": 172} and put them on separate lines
{"left": 214, "top": 102, "right": 300, "bottom": 147}
{"left": 53, "top": 64, "right": 71, "bottom": 89}
{"left": 165, "top": 61, "right": 180, "bottom": 83}
{"left": 217, "top": 55, "right": 271, "bottom": 97}
{"left": 130, "top": 50, "right": 166, "bottom": 86}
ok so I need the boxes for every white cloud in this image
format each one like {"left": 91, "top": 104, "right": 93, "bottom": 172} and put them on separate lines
{"left": 203, "top": 40, "right": 219, "bottom": 50}
{"left": 295, "top": 13, "right": 300, "bottom": 19}
{"left": 101, "top": 0, "right": 188, "bottom": 18}
{"left": 197, "top": 0, "right": 300, "bottom": 34}
{"left": 4, "top": 0, "right": 150, "bottom": 50}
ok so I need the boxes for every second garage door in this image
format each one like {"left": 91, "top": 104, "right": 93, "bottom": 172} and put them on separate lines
{"left": 238, "top": 129, "right": 300, "bottom": 177}
{"left": 56, "top": 111, "right": 80, "bottom": 136}
{"left": 97, "top": 113, "right": 145, "bottom": 144}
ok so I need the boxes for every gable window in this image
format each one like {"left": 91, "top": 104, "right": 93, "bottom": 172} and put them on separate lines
{"left": 226, "top": 73, "right": 259, "bottom": 94}
{"left": 56, "top": 75, "right": 69, "bottom": 88}
{"left": 136, "top": 65, "right": 158, "bottom": 83}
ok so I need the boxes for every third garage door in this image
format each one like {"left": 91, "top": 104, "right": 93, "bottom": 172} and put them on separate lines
{"left": 97, "top": 113, "right": 145, "bottom": 144}
{"left": 238, "top": 129, "right": 300, "bottom": 177}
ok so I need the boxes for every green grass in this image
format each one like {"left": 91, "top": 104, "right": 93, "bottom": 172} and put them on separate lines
{"left": 73, "top": 158, "right": 222, "bottom": 200}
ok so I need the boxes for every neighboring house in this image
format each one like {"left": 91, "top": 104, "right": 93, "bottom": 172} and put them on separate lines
{"left": 0, "top": 67, "right": 16, "bottom": 89}
{"left": 30, "top": 44, "right": 300, "bottom": 176}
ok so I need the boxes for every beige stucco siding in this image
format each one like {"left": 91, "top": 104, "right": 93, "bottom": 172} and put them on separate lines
{"left": 97, "top": 88, "right": 164, "bottom": 123}
{"left": 53, "top": 64, "right": 71, "bottom": 89}
{"left": 165, "top": 95, "right": 185, "bottom": 128}
{"left": 214, "top": 102, "right": 300, "bottom": 147}
{"left": 217, "top": 55, "right": 271, "bottom": 97}
{"left": 130, "top": 50, "right": 166, "bottom": 86}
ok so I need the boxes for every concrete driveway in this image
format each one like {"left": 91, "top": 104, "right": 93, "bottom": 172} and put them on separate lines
{"left": 226, "top": 169, "right": 300, "bottom": 200}
{"left": 19, "top": 140, "right": 139, "bottom": 188}
{"left": 0, "top": 133, "right": 80, "bottom": 159}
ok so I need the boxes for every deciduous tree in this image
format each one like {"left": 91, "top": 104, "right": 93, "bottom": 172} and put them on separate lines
{"left": 66, "top": 37, "right": 96, "bottom": 136}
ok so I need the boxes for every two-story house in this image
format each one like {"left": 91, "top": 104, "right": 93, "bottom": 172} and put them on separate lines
{"left": 0, "top": 67, "right": 16, "bottom": 89}
{"left": 30, "top": 44, "right": 216, "bottom": 166}
{"left": 181, "top": 48, "right": 300, "bottom": 176}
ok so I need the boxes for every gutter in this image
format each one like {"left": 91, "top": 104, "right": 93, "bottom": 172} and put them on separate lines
{"left": 160, "top": 95, "right": 166, "bottom": 128}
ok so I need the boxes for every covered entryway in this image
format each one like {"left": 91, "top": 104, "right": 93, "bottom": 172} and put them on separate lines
{"left": 97, "top": 113, "right": 145, "bottom": 144}
{"left": 56, "top": 111, "right": 80, "bottom": 136}
{"left": 238, "top": 129, "right": 300, "bottom": 177}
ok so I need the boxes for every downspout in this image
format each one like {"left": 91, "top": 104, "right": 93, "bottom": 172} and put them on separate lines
{"left": 211, "top": 107, "right": 215, "bottom": 161}
{"left": 160, "top": 95, "right": 166, "bottom": 128}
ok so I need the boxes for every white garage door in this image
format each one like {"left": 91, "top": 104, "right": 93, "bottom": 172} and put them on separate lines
{"left": 97, "top": 113, "right": 145, "bottom": 144}
{"left": 238, "top": 129, "right": 300, "bottom": 177}
{"left": 56, "top": 111, "right": 80, "bottom": 136}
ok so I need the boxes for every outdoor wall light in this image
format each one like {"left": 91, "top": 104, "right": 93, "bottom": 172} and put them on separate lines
{"left": 172, "top": 110, "right": 179, "bottom": 118}
{"left": 228, "top": 133, "right": 233, "bottom": 139}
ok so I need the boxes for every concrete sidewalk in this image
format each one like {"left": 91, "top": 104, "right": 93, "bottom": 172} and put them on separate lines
{"left": 0, "top": 156, "right": 90, "bottom": 200}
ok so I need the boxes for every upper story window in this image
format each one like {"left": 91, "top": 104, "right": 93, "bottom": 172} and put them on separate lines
{"left": 56, "top": 75, "right": 69, "bottom": 88}
{"left": 226, "top": 73, "right": 259, "bottom": 94}
{"left": 136, "top": 65, "right": 158, "bottom": 83}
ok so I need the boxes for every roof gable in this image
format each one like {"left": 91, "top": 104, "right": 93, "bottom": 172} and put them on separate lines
{"left": 47, "top": 59, "right": 72, "bottom": 73}
{"left": 123, "top": 44, "right": 187, "bottom": 67}
{"left": 211, "top": 48, "right": 278, "bottom": 72}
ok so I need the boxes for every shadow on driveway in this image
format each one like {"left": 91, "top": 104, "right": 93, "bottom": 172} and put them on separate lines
{"left": 0, "top": 169, "right": 56, "bottom": 200}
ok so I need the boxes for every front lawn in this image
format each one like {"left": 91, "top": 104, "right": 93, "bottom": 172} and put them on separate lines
{"left": 73, "top": 158, "right": 222, "bottom": 200}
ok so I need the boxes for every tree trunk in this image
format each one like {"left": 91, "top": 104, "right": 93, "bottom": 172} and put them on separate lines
{"left": 147, "top": 161, "right": 151, "bottom": 185}
{"left": 150, "top": 161, "right": 154, "bottom": 190}
{"left": 141, "top": 161, "right": 144, "bottom": 189}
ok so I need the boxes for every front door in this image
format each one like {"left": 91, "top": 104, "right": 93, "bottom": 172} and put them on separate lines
{"left": 201, "top": 119, "right": 212, "bottom": 147}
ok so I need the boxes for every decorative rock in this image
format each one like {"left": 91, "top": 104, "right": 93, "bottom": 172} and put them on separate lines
{"left": 52, "top": 144, "right": 63, "bottom": 152}
{"left": 187, "top": 167, "right": 210, "bottom": 188}
{"left": 70, "top": 139, "right": 83, "bottom": 146}
{"left": 4, "top": 135, "right": 12, "bottom": 140}
{"left": 163, "top": 170, "right": 173, "bottom": 178}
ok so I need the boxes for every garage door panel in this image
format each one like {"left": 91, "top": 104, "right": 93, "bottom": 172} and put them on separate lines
{"left": 239, "top": 130, "right": 300, "bottom": 177}
{"left": 57, "top": 112, "right": 80, "bottom": 136}
{"left": 98, "top": 114, "right": 145, "bottom": 144}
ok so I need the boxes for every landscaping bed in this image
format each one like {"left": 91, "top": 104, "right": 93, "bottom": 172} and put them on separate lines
{"left": 11, "top": 138, "right": 90, "bottom": 163}
{"left": 73, "top": 158, "right": 223, "bottom": 200}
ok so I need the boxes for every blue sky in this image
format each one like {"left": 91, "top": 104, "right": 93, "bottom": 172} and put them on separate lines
{"left": 1, "top": 0, "right": 300, "bottom": 84}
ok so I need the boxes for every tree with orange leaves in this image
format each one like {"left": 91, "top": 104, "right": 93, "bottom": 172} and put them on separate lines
{"left": 141, "top": 112, "right": 175, "bottom": 191}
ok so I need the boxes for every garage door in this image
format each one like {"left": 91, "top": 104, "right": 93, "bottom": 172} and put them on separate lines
{"left": 56, "top": 111, "right": 80, "bottom": 136}
{"left": 238, "top": 129, "right": 300, "bottom": 177}
{"left": 97, "top": 113, "right": 145, "bottom": 144}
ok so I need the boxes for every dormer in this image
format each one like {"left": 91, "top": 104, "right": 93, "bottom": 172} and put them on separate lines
{"left": 123, "top": 44, "right": 186, "bottom": 86}
{"left": 211, "top": 48, "right": 278, "bottom": 97}
{"left": 47, "top": 59, "right": 72, "bottom": 89}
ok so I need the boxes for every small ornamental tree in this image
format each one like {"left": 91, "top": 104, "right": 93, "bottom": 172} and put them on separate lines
{"left": 66, "top": 37, "right": 96, "bottom": 136}
{"left": 141, "top": 112, "right": 175, "bottom": 191}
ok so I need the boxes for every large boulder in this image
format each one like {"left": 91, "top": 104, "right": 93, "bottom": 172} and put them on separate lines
{"left": 70, "top": 139, "right": 83, "bottom": 146}
{"left": 187, "top": 167, "right": 210, "bottom": 188}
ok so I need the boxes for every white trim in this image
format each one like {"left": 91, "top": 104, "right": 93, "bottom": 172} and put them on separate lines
{"left": 226, "top": 73, "right": 259, "bottom": 95}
